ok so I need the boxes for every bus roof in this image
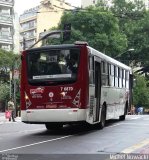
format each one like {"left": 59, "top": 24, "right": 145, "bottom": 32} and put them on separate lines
{"left": 88, "top": 46, "right": 132, "bottom": 74}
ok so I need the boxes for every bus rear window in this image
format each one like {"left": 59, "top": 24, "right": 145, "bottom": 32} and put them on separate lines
{"left": 27, "top": 48, "right": 80, "bottom": 85}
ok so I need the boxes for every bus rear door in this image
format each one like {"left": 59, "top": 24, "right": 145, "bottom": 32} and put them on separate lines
{"left": 86, "top": 56, "right": 102, "bottom": 124}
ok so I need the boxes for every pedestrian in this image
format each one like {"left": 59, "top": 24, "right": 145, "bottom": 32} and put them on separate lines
{"left": 17, "top": 104, "right": 21, "bottom": 117}
{"left": 131, "top": 105, "right": 135, "bottom": 115}
{"left": 139, "top": 106, "right": 144, "bottom": 115}
{"left": 8, "top": 98, "right": 15, "bottom": 122}
{"left": 137, "top": 106, "right": 143, "bottom": 115}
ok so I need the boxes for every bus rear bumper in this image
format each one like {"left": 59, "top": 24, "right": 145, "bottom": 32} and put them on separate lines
{"left": 21, "top": 109, "right": 86, "bottom": 124}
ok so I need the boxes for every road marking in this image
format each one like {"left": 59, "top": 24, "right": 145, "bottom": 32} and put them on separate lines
{"left": 0, "top": 135, "right": 72, "bottom": 153}
{"left": 121, "top": 139, "right": 149, "bottom": 153}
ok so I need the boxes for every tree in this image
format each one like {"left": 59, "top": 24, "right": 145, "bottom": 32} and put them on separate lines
{"left": 0, "top": 49, "right": 19, "bottom": 83}
{"left": 133, "top": 75, "right": 149, "bottom": 109}
{"left": 0, "top": 83, "right": 9, "bottom": 101}
{"left": 111, "top": 0, "right": 149, "bottom": 68}
{"left": 47, "top": 6, "right": 127, "bottom": 57}
{"left": 0, "top": 49, "right": 20, "bottom": 111}
{"left": 0, "top": 83, "right": 10, "bottom": 111}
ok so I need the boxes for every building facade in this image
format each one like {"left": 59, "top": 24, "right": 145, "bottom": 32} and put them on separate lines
{"left": 19, "top": 0, "right": 73, "bottom": 50}
{"left": 81, "top": 0, "right": 112, "bottom": 8}
{"left": 19, "top": 6, "right": 39, "bottom": 50}
{"left": 81, "top": 0, "right": 98, "bottom": 8}
{"left": 81, "top": 0, "right": 149, "bottom": 9}
{"left": 0, "top": 0, "right": 14, "bottom": 51}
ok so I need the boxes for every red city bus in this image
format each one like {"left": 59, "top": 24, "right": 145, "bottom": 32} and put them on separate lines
{"left": 20, "top": 41, "right": 133, "bottom": 130}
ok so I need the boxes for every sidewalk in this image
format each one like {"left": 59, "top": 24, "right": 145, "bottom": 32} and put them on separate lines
{"left": 0, "top": 112, "right": 21, "bottom": 124}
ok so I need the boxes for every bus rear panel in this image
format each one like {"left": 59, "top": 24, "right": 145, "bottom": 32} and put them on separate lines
{"left": 21, "top": 44, "right": 89, "bottom": 124}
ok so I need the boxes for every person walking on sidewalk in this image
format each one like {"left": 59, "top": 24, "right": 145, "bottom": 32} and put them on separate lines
{"left": 8, "top": 98, "right": 15, "bottom": 122}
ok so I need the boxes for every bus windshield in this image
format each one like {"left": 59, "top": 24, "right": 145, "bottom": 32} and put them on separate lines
{"left": 27, "top": 48, "right": 80, "bottom": 85}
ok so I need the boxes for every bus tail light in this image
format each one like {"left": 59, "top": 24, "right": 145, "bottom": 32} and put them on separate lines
{"left": 25, "top": 93, "right": 29, "bottom": 100}
{"left": 25, "top": 92, "right": 31, "bottom": 109}
{"left": 72, "top": 90, "right": 81, "bottom": 108}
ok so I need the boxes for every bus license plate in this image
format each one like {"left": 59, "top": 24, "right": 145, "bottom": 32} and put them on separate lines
{"left": 46, "top": 104, "right": 57, "bottom": 109}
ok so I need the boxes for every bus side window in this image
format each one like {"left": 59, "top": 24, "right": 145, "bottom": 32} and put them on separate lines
{"left": 110, "top": 64, "right": 114, "bottom": 87}
{"left": 122, "top": 69, "right": 126, "bottom": 88}
{"left": 126, "top": 71, "right": 129, "bottom": 89}
{"left": 101, "top": 61, "right": 109, "bottom": 86}
{"left": 118, "top": 68, "right": 122, "bottom": 88}
{"left": 107, "top": 63, "right": 110, "bottom": 86}
{"left": 114, "top": 66, "right": 118, "bottom": 87}
{"left": 89, "top": 56, "right": 94, "bottom": 84}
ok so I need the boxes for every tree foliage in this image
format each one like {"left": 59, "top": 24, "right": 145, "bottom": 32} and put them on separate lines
{"left": 0, "top": 49, "right": 20, "bottom": 108}
{"left": 111, "top": 0, "right": 149, "bottom": 69}
{"left": 0, "top": 83, "right": 9, "bottom": 101}
{"left": 133, "top": 75, "right": 149, "bottom": 108}
{"left": 0, "top": 49, "right": 19, "bottom": 83}
{"left": 48, "top": 6, "right": 127, "bottom": 57}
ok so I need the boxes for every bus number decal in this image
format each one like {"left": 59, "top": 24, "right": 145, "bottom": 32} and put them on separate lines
{"left": 60, "top": 87, "right": 73, "bottom": 91}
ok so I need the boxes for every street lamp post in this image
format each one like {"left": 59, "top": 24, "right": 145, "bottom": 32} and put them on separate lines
{"left": 12, "top": 59, "right": 19, "bottom": 117}
{"left": 23, "top": 37, "right": 26, "bottom": 50}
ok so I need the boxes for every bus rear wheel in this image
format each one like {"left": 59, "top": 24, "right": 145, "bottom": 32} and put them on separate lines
{"left": 119, "top": 104, "right": 127, "bottom": 121}
{"left": 97, "top": 105, "right": 106, "bottom": 129}
{"left": 45, "top": 123, "right": 63, "bottom": 130}
{"left": 119, "top": 114, "right": 125, "bottom": 121}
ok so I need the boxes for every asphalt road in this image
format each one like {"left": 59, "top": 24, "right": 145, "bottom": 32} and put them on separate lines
{"left": 0, "top": 115, "right": 149, "bottom": 160}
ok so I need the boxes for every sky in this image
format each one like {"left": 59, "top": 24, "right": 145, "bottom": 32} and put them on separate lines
{"left": 14, "top": 0, "right": 81, "bottom": 15}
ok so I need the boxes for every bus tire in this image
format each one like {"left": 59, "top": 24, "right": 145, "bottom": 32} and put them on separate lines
{"left": 45, "top": 123, "right": 63, "bottom": 130}
{"left": 119, "top": 114, "right": 125, "bottom": 121}
{"left": 98, "top": 105, "right": 106, "bottom": 129}
{"left": 119, "top": 104, "right": 127, "bottom": 121}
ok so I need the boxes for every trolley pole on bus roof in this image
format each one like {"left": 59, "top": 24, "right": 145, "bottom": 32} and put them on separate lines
{"left": 114, "top": 48, "right": 134, "bottom": 59}
{"left": 29, "top": 30, "right": 62, "bottom": 49}
{"left": 29, "top": 23, "right": 71, "bottom": 49}
{"left": 114, "top": 48, "right": 135, "bottom": 65}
